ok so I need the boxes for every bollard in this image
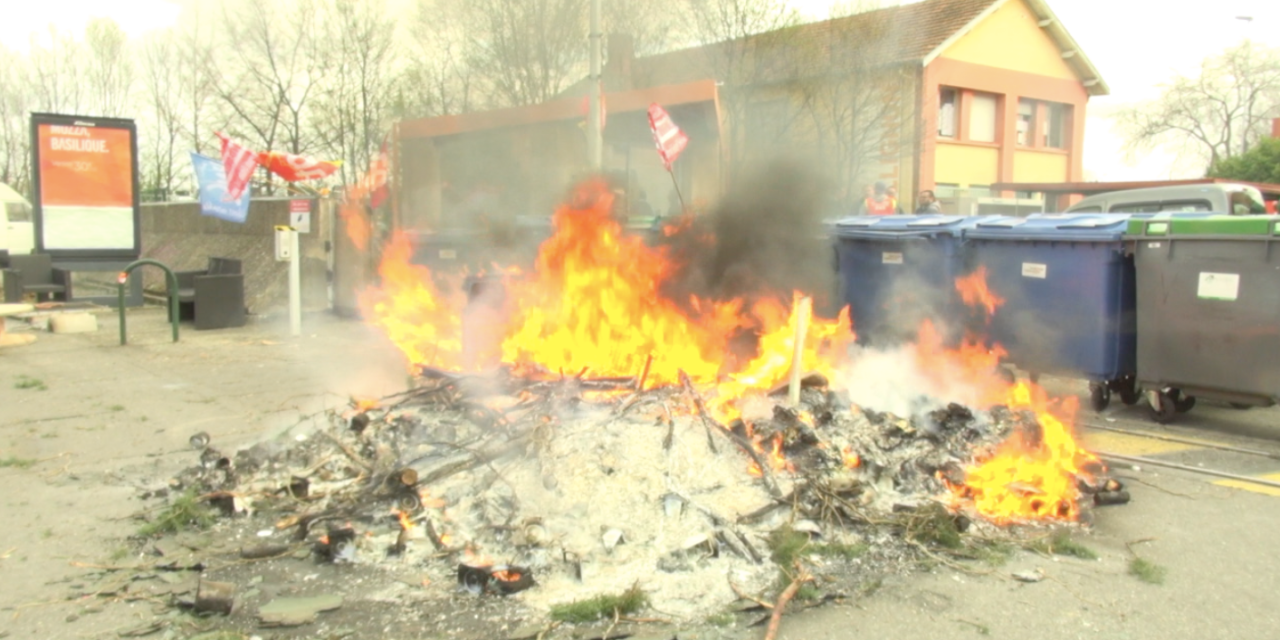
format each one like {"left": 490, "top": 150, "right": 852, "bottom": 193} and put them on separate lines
{"left": 117, "top": 259, "right": 180, "bottom": 345}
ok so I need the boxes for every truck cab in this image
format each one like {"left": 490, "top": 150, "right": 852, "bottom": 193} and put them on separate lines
{"left": 0, "top": 183, "right": 35, "bottom": 255}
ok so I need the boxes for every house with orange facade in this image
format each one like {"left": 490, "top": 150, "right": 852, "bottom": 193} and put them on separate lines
{"left": 394, "top": 0, "right": 1106, "bottom": 225}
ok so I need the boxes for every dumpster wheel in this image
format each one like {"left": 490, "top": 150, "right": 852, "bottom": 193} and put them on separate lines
{"left": 1089, "top": 382, "right": 1111, "bottom": 412}
{"left": 1146, "top": 389, "right": 1179, "bottom": 424}
{"left": 1115, "top": 377, "right": 1141, "bottom": 406}
{"left": 1173, "top": 390, "right": 1196, "bottom": 413}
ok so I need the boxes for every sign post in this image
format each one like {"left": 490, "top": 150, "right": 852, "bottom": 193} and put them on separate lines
{"left": 275, "top": 225, "right": 301, "bottom": 337}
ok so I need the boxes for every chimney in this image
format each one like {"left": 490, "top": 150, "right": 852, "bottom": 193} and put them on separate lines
{"left": 604, "top": 34, "right": 635, "bottom": 92}
{"left": 1272, "top": 117, "right": 1280, "bottom": 138}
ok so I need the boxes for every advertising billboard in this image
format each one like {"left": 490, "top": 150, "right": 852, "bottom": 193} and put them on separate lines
{"left": 30, "top": 113, "right": 141, "bottom": 259}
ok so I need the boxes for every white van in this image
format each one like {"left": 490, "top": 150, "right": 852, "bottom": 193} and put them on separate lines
{"left": 0, "top": 183, "right": 35, "bottom": 255}
{"left": 1064, "top": 183, "right": 1268, "bottom": 215}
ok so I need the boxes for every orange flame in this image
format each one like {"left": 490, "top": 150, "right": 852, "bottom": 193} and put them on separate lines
{"left": 950, "top": 382, "right": 1095, "bottom": 523}
{"left": 842, "top": 447, "right": 861, "bottom": 469}
{"left": 491, "top": 568, "right": 523, "bottom": 582}
{"left": 393, "top": 508, "right": 415, "bottom": 531}
{"left": 338, "top": 200, "right": 371, "bottom": 252}
{"left": 358, "top": 232, "right": 467, "bottom": 370}
{"left": 498, "top": 181, "right": 743, "bottom": 384}
{"left": 708, "top": 297, "right": 854, "bottom": 422}
{"left": 955, "top": 266, "right": 1004, "bottom": 320}
{"left": 934, "top": 268, "right": 1098, "bottom": 524}
{"left": 359, "top": 180, "right": 854, "bottom": 427}
{"left": 353, "top": 397, "right": 379, "bottom": 412}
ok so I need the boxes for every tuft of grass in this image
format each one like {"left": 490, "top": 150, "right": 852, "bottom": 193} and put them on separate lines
{"left": 811, "top": 542, "right": 869, "bottom": 560}
{"left": 705, "top": 611, "right": 735, "bottom": 627}
{"left": 767, "top": 525, "right": 810, "bottom": 567}
{"left": 795, "top": 583, "right": 822, "bottom": 601}
{"left": 549, "top": 584, "right": 648, "bottom": 623}
{"left": 1128, "top": 557, "right": 1166, "bottom": 585}
{"left": 108, "top": 405, "right": 125, "bottom": 412}
{"left": 904, "top": 503, "right": 964, "bottom": 549}
{"left": 109, "top": 547, "right": 130, "bottom": 562}
{"left": 1027, "top": 531, "right": 1098, "bottom": 561}
{"left": 0, "top": 456, "right": 37, "bottom": 469}
{"left": 40, "top": 528, "right": 53, "bottom": 539}
{"left": 14, "top": 376, "right": 46, "bottom": 391}
{"left": 138, "top": 490, "right": 217, "bottom": 537}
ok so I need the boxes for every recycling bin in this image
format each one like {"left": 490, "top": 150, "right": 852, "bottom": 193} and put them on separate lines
{"left": 832, "top": 215, "right": 987, "bottom": 347}
{"left": 964, "top": 214, "right": 1140, "bottom": 411}
{"left": 1127, "top": 215, "right": 1280, "bottom": 422}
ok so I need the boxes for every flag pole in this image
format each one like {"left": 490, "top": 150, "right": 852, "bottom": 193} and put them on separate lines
{"left": 666, "top": 167, "right": 686, "bottom": 214}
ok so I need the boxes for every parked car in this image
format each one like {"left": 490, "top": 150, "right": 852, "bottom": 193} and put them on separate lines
{"left": 0, "top": 182, "right": 35, "bottom": 255}
{"left": 1064, "top": 183, "right": 1268, "bottom": 215}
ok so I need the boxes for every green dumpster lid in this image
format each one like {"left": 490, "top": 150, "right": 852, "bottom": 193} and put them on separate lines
{"left": 1126, "top": 214, "right": 1280, "bottom": 236}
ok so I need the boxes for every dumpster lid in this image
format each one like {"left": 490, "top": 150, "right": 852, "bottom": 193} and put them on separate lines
{"left": 1126, "top": 214, "right": 1280, "bottom": 237}
{"left": 966, "top": 214, "right": 1135, "bottom": 241}
{"left": 833, "top": 214, "right": 977, "bottom": 238}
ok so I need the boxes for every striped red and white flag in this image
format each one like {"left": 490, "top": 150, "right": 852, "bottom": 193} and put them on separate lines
{"left": 647, "top": 104, "right": 688, "bottom": 171}
{"left": 215, "top": 132, "right": 259, "bottom": 200}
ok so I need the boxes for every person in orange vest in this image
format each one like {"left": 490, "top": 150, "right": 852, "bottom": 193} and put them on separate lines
{"left": 860, "top": 181, "right": 902, "bottom": 215}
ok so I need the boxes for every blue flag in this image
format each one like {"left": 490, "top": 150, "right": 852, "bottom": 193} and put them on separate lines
{"left": 191, "top": 152, "right": 250, "bottom": 223}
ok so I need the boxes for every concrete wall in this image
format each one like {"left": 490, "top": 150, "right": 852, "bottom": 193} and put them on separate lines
{"left": 137, "top": 198, "right": 330, "bottom": 315}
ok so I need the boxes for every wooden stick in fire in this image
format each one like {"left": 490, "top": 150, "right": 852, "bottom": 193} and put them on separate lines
{"left": 787, "top": 296, "right": 812, "bottom": 408}
{"left": 679, "top": 371, "right": 783, "bottom": 500}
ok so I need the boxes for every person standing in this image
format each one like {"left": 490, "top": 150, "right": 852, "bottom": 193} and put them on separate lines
{"left": 914, "top": 190, "right": 941, "bottom": 214}
{"left": 860, "top": 182, "right": 901, "bottom": 215}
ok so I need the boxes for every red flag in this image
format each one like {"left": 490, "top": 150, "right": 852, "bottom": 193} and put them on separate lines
{"left": 647, "top": 104, "right": 688, "bottom": 170}
{"left": 215, "top": 132, "right": 258, "bottom": 200}
{"left": 257, "top": 151, "right": 342, "bottom": 182}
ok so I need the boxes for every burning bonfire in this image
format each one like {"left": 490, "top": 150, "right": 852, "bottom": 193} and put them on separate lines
{"left": 157, "top": 179, "right": 1125, "bottom": 628}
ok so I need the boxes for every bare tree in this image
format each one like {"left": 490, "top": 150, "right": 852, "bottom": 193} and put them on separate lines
{"left": 1118, "top": 41, "right": 1280, "bottom": 172}
{"left": 84, "top": 18, "right": 135, "bottom": 117}
{"left": 397, "top": 0, "right": 479, "bottom": 119}
{"left": 673, "top": 0, "right": 802, "bottom": 187}
{"left": 604, "top": 0, "right": 688, "bottom": 56}
{"left": 312, "top": 0, "right": 399, "bottom": 184}
{"left": 138, "top": 32, "right": 184, "bottom": 200}
{"left": 0, "top": 45, "right": 33, "bottom": 195}
{"left": 213, "top": 0, "right": 327, "bottom": 157}
{"left": 791, "top": 1, "right": 913, "bottom": 210}
{"left": 25, "top": 27, "right": 87, "bottom": 114}
{"left": 451, "top": 0, "right": 589, "bottom": 108}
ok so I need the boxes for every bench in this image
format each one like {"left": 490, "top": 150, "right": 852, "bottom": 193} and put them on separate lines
{"left": 2, "top": 253, "right": 72, "bottom": 303}
{"left": 175, "top": 257, "right": 246, "bottom": 330}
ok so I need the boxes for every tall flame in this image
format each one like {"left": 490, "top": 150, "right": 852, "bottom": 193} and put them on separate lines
{"left": 498, "top": 181, "right": 744, "bottom": 384}
{"left": 951, "top": 383, "right": 1094, "bottom": 523}
{"left": 358, "top": 232, "right": 467, "bottom": 370}
{"left": 955, "top": 266, "right": 1004, "bottom": 320}
{"left": 358, "top": 179, "right": 854, "bottom": 422}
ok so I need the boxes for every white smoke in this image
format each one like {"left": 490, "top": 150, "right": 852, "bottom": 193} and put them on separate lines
{"left": 838, "top": 342, "right": 1001, "bottom": 419}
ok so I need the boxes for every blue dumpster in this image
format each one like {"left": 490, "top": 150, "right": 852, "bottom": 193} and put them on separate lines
{"left": 832, "top": 215, "right": 987, "bottom": 347}
{"left": 963, "top": 214, "right": 1141, "bottom": 410}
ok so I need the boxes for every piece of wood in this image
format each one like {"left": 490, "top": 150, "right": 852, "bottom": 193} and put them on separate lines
{"left": 764, "top": 564, "right": 812, "bottom": 640}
